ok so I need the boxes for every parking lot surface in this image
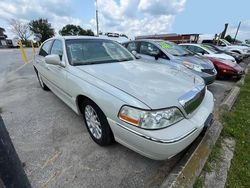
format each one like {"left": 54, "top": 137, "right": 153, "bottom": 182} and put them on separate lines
{"left": 0, "top": 49, "right": 247, "bottom": 188}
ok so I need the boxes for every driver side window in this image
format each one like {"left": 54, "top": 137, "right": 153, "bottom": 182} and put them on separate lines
{"left": 139, "top": 42, "right": 160, "bottom": 56}
{"left": 51, "top": 40, "right": 63, "bottom": 60}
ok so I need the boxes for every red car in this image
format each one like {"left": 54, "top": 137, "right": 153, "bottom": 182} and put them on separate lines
{"left": 207, "top": 57, "right": 244, "bottom": 79}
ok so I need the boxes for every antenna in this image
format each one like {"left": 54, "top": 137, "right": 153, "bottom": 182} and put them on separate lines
{"left": 96, "top": 0, "right": 99, "bottom": 36}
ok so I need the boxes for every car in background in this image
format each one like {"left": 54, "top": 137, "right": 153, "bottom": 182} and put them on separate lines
{"left": 207, "top": 57, "right": 244, "bottom": 79}
{"left": 180, "top": 43, "right": 237, "bottom": 63}
{"left": 195, "top": 43, "right": 243, "bottom": 64}
{"left": 200, "top": 39, "right": 250, "bottom": 57}
{"left": 123, "top": 39, "right": 217, "bottom": 85}
{"left": 239, "top": 43, "right": 250, "bottom": 48}
{"left": 33, "top": 36, "right": 214, "bottom": 160}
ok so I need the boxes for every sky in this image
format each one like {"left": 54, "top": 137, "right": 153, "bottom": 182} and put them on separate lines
{"left": 0, "top": 0, "right": 249, "bottom": 41}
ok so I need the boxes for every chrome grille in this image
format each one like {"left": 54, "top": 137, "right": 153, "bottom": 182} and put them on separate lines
{"left": 178, "top": 84, "right": 206, "bottom": 115}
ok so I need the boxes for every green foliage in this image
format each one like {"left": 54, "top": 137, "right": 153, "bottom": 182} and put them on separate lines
{"left": 222, "top": 73, "right": 250, "bottom": 188}
{"left": 193, "top": 176, "right": 204, "bottom": 188}
{"left": 29, "top": 19, "right": 55, "bottom": 42}
{"left": 225, "top": 35, "right": 233, "bottom": 43}
{"left": 59, "top": 24, "right": 94, "bottom": 36}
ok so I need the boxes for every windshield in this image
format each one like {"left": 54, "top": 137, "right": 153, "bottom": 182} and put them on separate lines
{"left": 66, "top": 39, "right": 134, "bottom": 65}
{"left": 220, "top": 39, "right": 231, "bottom": 46}
{"left": 155, "top": 41, "right": 191, "bottom": 56}
{"left": 201, "top": 44, "right": 219, "bottom": 53}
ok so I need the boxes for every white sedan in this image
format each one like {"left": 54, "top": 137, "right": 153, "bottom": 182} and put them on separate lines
{"left": 180, "top": 43, "right": 237, "bottom": 63}
{"left": 33, "top": 36, "right": 214, "bottom": 160}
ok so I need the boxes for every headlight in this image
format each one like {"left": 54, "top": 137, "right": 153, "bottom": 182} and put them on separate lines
{"left": 182, "top": 61, "right": 203, "bottom": 72}
{"left": 118, "top": 106, "right": 184, "bottom": 129}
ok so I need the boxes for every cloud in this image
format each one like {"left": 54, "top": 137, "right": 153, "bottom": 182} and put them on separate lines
{"left": 0, "top": 0, "right": 187, "bottom": 39}
{"left": 227, "top": 20, "right": 250, "bottom": 41}
{"left": 95, "top": 0, "right": 186, "bottom": 38}
{"left": 0, "top": 0, "right": 83, "bottom": 36}
{"left": 138, "top": 0, "right": 186, "bottom": 15}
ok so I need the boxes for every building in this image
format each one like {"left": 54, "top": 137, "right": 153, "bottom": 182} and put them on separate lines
{"left": 135, "top": 33, "right": 200, "bottom": 44}
{"left": 0, "top": 27, "right": 7, "bottom": 48}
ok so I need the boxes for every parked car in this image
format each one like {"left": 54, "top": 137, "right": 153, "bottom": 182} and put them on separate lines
{"left": 33, "top": 36, "right": 214, "bottom": 160}
{"left": 200, "top": 39, "right": 250, "bottom": 57}
{"left": 200, "top": 44, "right": 243, "bottom": 64}
{"left": 180, "top": 43, "right": 237, "bottom": 63}
{"left": 206, "top": 57, "right": 244, "bottom": 79}
{"left": 123, "top": 39, "right": 217, "bottom": 85}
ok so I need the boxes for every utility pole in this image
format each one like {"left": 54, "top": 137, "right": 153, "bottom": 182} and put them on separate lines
{"left": 233, "top": 21, "right": 241, "bottom": 44}
{"left": 96, "top": 0, "right": 99, "bottom": 36}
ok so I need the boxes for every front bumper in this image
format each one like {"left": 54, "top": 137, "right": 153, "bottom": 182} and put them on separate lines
{"left": 108, "top": 91, "right": 214, "bottom": 160}
{"left": 194, "top": 70, "right": 217, "bottom": 85}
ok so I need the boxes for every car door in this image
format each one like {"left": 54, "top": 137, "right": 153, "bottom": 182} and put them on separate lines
{"left": 137, "top": 42, "right": 170, "bottom": 64}
{"left": 35, "top": 40, "right": 54, "bottom": 83}
{"left": 46, "top": 39, "right": 73, "bottom": 106}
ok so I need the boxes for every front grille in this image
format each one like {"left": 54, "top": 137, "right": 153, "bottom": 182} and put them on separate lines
{"left": 178, "top": 84, "right": 206, "bottom": 115}
{"left": 202, "top": 68, "right": 215, "bottom": 75}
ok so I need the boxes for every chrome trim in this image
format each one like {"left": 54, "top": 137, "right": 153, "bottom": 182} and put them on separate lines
{"left": 178, "top": 83, "right": 206, "bottom": 115}
{"left": 115, "top": 122, "right": 197, "bottom": 144}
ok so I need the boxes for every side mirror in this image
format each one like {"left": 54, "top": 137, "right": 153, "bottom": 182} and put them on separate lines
{"left": 131, "top": 50, "right": 141, "bottom": 59}
{"left": 151, "top": 51, "right": 160, "bottom": 60}
{"left": 45, "top": 54, "right": 62, "bottom": 66}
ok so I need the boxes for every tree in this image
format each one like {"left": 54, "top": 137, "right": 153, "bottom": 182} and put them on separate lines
{"left": 29, "top": 19, "right": 55, "bottom": 42}
{"left": 9, "top": 19, "right": 32, "bottom": 42}
{"left": 225, "top": 35, "right": 233, "bottom": 43}
{"left": 59, "top": 24, "right": 94, "bottom": 36}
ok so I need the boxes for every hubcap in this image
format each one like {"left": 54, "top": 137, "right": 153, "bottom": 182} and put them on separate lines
{"left": 84, "top": 105, "right": 102, "bottom": 139}
{"left": 38, "top": 73, "right": 44, "bottom": 88}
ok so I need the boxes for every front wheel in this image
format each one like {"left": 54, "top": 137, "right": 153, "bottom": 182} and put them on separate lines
{"left": 82, "top": 99, "right": 114, "bottom": 146}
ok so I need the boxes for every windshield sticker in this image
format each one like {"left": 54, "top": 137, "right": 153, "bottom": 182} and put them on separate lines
{"left": 201, "top": 44, "right": 208, "bottom": 49}
{"left": 160, "top": 42, "right": 171, "bottom": 49}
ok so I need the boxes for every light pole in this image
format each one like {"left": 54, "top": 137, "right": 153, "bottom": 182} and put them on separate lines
{"left": 96, "top": 0, "right": 99, "bottom": 36}
{"left": 233, "top": 21, "right": 241, "bottom": 44}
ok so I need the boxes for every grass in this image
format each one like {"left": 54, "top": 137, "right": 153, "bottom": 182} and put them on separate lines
{"left": 194, "top": 70, "right": 250, "bottom": 187}
{"left": 203, "top": 138, "right": 222, "bottom": 173}
{"left": 193, "top": 176, "right": 204, "bottom": 188}
{"left": 221, "top": 72, "right": 250, "bottom": 188}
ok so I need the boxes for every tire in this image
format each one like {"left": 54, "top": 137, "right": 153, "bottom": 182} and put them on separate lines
{"left": 82, "top": 99, "right": 114, "bottom": 146}
{"left": 36, "top": 71, "right": 50, "bottom": 91}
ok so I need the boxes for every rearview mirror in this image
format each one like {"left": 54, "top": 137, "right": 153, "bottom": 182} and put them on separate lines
{"left": 45, "top": 54, "right": 62, "bottom": 66}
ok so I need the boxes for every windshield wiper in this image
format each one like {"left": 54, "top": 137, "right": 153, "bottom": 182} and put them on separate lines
{"left": 116, "top": 58, "right": 133, "bottom": 62}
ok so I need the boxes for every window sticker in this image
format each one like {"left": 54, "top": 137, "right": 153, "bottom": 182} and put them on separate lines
{"left": 160, "top": 41, "right": 171, "bottom": 49}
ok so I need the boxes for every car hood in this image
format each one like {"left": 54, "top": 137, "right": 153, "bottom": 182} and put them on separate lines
{"left": 231, "top": 45, "right": 249, "bottom": 50}
{"left": 219, "top": 59, "right": 243, "bottom": 70}
{"left": 206, "top": 53, "right": 235, "bottom": 61}
{"left": 76, "top": 60, "right": 204, "bottom": 109}
{"left": 173, "top": 55, "right": 214, "bottom": 69}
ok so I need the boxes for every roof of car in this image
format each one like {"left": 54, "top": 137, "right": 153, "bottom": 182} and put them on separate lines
{"left": 180, "top": 43, "right": 201, "bottom": 46}
{"left": 50, "top": 35, "right": 120, "bottom": 41}
{"left": 135, "top": 39, "right": 165, "bottom": 42}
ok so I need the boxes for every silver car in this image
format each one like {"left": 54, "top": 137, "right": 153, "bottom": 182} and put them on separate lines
{"left": 33, "top": 36, "right": 214, "bottom": 160}
{"left": 123, "top": 39, "right": 217, "bottom": 85}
